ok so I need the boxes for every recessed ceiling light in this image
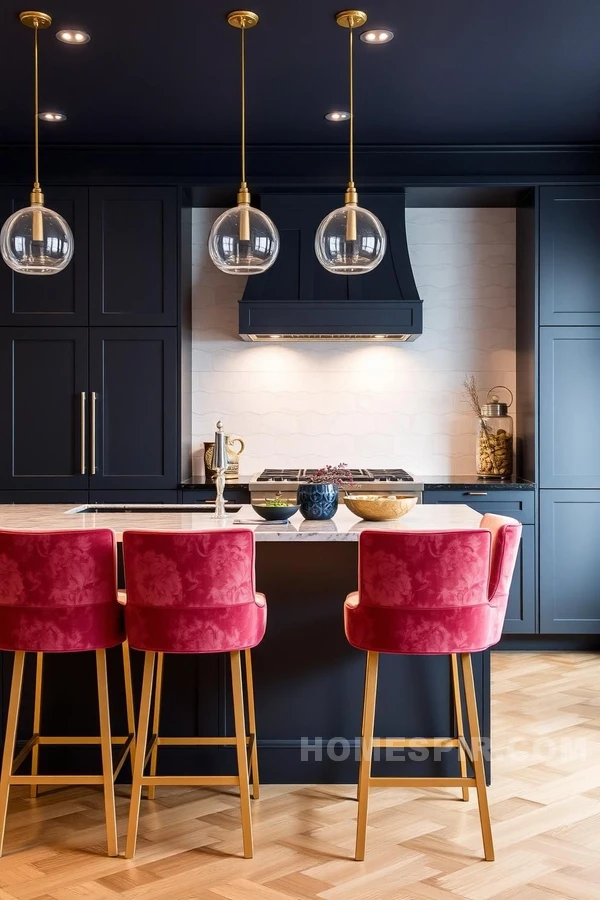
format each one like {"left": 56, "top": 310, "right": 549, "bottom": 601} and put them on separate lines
{"left": 38, "top": 112, "right": 67, "bottom": 122}
{"left": 360, "top": 29, "right": 394, "bottom": 44}
{"left": 325, "top": 111, "right": 350, "bottom": 122}
{"left": 56, "top": 29, "right": 90, "bottom": 44}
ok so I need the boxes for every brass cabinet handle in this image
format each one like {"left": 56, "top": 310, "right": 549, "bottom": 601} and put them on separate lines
{"left": 467, "top": 491, "right": 488, "bottom": 496}
{"left": 80, "top": 392, "right": 86, "bottom": 475}
{"left": 90, "top": 392, "right": 97, "bottom": 474}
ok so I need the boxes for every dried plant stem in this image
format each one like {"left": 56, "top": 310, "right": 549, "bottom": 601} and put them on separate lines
{"left": 462, "top": 375, "right": 498, "bottom": 473}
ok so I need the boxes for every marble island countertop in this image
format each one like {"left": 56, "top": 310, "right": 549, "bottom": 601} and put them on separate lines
{"left": 0, "top": 503, "right": 482, "bottom": 542}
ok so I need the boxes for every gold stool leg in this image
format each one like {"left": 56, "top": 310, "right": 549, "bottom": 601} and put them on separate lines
{"left": 96, "top": 649, "right": 118, "bottom": 857}
{"left": 355, "top": 651, "right": 379, "bottom": 861}
{"left": 461, "top": 653, "right": 494, "bottom": 861}
{"left": 147, "top": 652, "right": 164, "bottom": 800}
{"left": 30, "top": 653, "right": 44, "bottom": 799}
{"left": 0, "top": 652, "right": 26, "bottom": 857}
{"left": 451, "top": 653, "right": 469, "bottom": 802}
{"left": 125, "top": 651, "right": 155, "bottom": 859}
{"left": 356, "top": 658, "right": 369, "bottom": 801}
{"left": 122, "top": 641, "right": 136, "bottom": 769}
{"left": 244, "top": 649, "right": 260, "bottom": 801}
{"left": 231, "top": 650, "right": 253, "bottom": 858}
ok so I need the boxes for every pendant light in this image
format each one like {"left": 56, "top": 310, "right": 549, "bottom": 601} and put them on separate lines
{"left": 0, "top": 12, "right": 74, "bottom": 276}
{"left": 209, "top": 11, "right": 279, "bottom": 275}
{"left": 315, "top": 10, "right": 386, "bottom": 275}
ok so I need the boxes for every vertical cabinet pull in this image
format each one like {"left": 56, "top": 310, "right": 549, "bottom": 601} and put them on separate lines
{"left": 80, "top": 392, "right": 86, "bottom": 475}
{"left": 91, "top": 392, "right": 97, "bottom": 474}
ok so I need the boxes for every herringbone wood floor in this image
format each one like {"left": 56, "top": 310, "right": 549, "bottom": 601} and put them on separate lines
{"left": 0, "top": 652, "right": 598, "bottom": 899}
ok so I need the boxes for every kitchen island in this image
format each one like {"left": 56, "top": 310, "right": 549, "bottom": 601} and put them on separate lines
{"left": 0, "top": 503, "right": 489, "bottom": 783}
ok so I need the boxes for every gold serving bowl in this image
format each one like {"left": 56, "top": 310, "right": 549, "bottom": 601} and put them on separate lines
{"left": 343, "top": 494, "right": 417, "bottom": 522}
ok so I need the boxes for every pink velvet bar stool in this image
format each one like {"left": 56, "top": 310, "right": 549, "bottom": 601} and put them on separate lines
{"left": 122, "top": 528, "right": 267, "bottom": 859}
{"left": 0, "top": 528, "right": 136, "bottom": 858}
{"left": 345, "top": 513, "right": 522, "bottom": 862}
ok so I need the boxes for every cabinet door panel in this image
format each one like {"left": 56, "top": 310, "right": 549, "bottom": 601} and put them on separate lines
{"left": 89, "top": 328, "right": 177, "bottom": 489}
{"left": 540, "top": 187, "right": 600, "bottom": 325}
{"left": 0, "top": 187, "right": 88, "bottom": 326}
{"left": 89, "top": 187, "right": 178, "bottom": 326}
{"left": 0, "top": 329, "right": 89, "bottom": 490}
{"left": 540, "top": 491, "right": 600, "bottom": 634}
{"left": 540, "top": 327, "right": 600, "bottom": 488}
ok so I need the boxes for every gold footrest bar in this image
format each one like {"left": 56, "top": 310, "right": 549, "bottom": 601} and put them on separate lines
{"left": 37, "top": 735, "right": 132, "bottom": 746}
{"left": 155, "top": 736, "right": 253, "bottom": 747}
{"left": 139, "top": 775, "right": 240, "bottom": 787}
{"left": 369, "top": 776, "right": 476, "bottom": 788}
{"left": 9, "top": 775, "right": 106, "bottom": 786}
{"left": 10, "top": 733, "right": 135, "bottom": 784}
{"left": 372, "top": 737, "right": 460, "bottom": 749}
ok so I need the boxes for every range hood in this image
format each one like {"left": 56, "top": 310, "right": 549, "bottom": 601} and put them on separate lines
{"left": 239, "top": 191, "right": 422, "bottom": 341}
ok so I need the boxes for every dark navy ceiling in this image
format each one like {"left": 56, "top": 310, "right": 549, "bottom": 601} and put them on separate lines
{"left": 1, "top": 0, "right": 600, "bottom": 146}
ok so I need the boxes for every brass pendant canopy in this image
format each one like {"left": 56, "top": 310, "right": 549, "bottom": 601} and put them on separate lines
{"left": 226, "top": 10, "right": 259, "bottom": 28}
{"left": 335, "top": 9, "right": 367, "bottom": 28}
{"left": 19, "top": 11, "right": 52, "bottom": 28}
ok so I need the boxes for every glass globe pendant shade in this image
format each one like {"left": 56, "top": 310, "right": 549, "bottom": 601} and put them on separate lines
{"left": 315, "top": 203, "right": 387, "bottom": 275}
{"left": 1, "top": 204, "right": 74, "bottom": 275}
{"left": 208, "top": 203, "right": 279, "bottom": 275}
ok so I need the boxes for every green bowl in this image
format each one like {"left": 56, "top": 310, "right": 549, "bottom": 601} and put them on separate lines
{"left": 251, "top": 503, "right": 300, "bottom": 521}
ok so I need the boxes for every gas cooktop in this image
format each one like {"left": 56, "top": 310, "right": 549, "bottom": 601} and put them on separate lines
{"left": 255, "top": 468, "right": 415, "bottom": 483}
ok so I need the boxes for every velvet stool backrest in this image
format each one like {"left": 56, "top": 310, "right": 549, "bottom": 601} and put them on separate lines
{"left": 345, "top": 516, "right": 522, "bottom": 655}
{"left": 0, "top": 529, "right": 122, "bottom": 653}
{"left": 122, "top": 529, "right": 266, "bottom": 654}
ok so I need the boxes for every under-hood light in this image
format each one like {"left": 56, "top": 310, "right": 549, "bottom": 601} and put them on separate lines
{"left": 246, "top": 334, "right": 411, "bottom": 342}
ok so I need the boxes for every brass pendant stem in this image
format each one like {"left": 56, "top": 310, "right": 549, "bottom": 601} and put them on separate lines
{"left": 241, "top": 23, "right": 246, "bottom": 186}
{"left": 20, "top": 12, "right": 51, "bottom": 198}
{"left": 33, "top": 21, "right": 39, "bottom": 191}
{"left": 349, "top": 25, "right": 354, "bottom": 187}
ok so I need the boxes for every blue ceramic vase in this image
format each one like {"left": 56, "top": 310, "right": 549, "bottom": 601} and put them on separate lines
{"left": 298, "top": 483, "right": 339, "bottom": 520}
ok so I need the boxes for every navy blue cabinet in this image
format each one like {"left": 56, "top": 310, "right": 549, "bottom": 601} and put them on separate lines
{"left": 89, "top": 187, "right": 178, "bottom": 327}
{"left": 0, "top": 329, "right": 89, "bottom": 491}
{"left": 0, "top": 186, "right": 185, "bottom": 501}
{"left": 423, "top": 491, "right": 536, "bottom": 633}
{"left": 0, "top": 187, "right": 88, "bottom": 327}
{"left": 539, "top": 327, "right": 600, "bottom": 488}
{"left": 540, "top": 187, "right": 600, "bottom": 326}
{"left": 540, "top": 491, "right": 600, "bottom": 634}
{"left": 89, "top": 329, "right": 178, "bottom": 490}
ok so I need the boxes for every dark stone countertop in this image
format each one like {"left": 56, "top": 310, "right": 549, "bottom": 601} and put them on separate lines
{"left": 181, "top": 477, "right": 253, "bottom": 488}
{"left": 181, "top": 475, "right": 535, "bottom": 491}
{"left": 422, "top": 476, "right": 535, "bottom": 490}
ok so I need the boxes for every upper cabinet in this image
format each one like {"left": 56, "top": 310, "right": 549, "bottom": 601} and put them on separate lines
{"left": 89, "top": 187, "right": 178, "bottom": 326}
{"left": 540, "top": 187, "right": 600, "bottom": 325}
{"left": 0, "top": 187, "right": 89, "bottom": 326}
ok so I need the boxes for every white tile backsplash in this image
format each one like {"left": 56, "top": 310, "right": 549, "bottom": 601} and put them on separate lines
{"left": 190, "top": 207, "right": 516, "bottom": 476}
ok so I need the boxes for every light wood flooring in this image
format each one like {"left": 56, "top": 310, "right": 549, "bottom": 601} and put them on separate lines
{"left": 0, "top": 652, "right": 598, "bottom": 899}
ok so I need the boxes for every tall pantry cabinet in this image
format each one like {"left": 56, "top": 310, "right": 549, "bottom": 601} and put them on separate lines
{"left": 536, "top": 188, "right": 600, "bottom": 634}
{"left": 0, "top": 185, "right": 189, "bottom": 504}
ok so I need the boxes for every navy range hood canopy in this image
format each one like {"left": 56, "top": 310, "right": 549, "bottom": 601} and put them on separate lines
{"left": 238, "top": 191, "right": 423, "bottom": 342}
